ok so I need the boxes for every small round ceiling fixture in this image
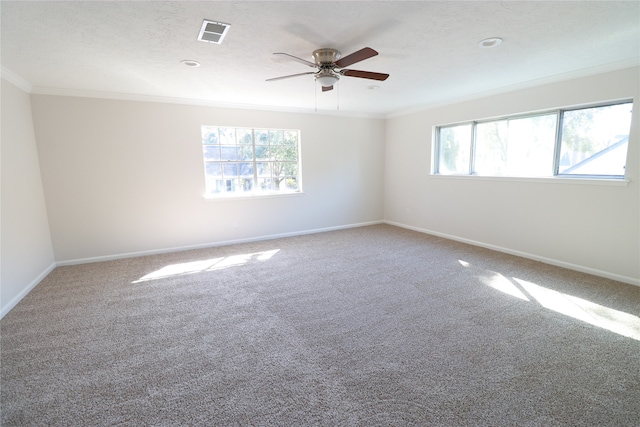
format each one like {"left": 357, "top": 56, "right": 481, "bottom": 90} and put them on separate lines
{"left": 478, "top": 37, "right": 503, "bottom": 48}
{"left": 367, "top": 85, "right": 380, "bottom": 90}
{"left": 180, "top": 60, "right": 201, "bottom": 67}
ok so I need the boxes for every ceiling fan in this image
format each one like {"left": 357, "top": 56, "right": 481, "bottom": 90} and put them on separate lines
{"left": 266, "top": 47, "right": 389, "bottom": 91}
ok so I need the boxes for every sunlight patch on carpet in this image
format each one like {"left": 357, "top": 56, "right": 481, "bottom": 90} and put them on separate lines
{"left": 515, "top": 278, "right": 640, "bottom": 341}
{"left": 480, "top": 272, "right": 530, "bottom": 301}
{"left": 459, "top": 260, "right": 640, "bottom": 341}
{"left": 132, "top": 249, "right": 280, "bottom": 283}
{"left": 459, "top": 260, "right": 529, "bottom": 300}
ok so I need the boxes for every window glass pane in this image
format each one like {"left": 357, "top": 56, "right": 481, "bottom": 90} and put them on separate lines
{"left": 256, "top": 162, "right": 271, "bottom": 177}
{"left": 558, "top": 103, "right": 632, "bottom": 176}
{"left": 285, "top": 176, "right": 299, "bottom": 191}
{"left": 282, "top": 162, "right": 298, "bottom": 176}
{"left": 223, "top": 163, "right": 238, "bottom": 176}
{"left": 239, "top": 178, "right": 254, "bottom": 192}
{"left": 204, "top": 162, "right": 222, "bottom": 178}
{"left": 220, "top": 145, "right": 237, "bottom": 161}
{"left": 270, "top": 145, "right": 297, "bottom": 162}
{"left": 202, "top": 127, "right": 219, "bottom": 144}
{"left": 236, "top": 129, "right": 252, "bottom": 144}
{"left": 238, "top": 145, "right": 254, "bottom": 160}
{"left": 475, "top": 114, "right": 556, "bottom": 177}
{"left": 257, "top": 177, "right": 272, "bottom": 191}
{"left": 203, "top": 145, "right": 220, "bottom": 161}
{"left": 225, "top": 179, "right": 238, "bottom": 192}
{"left": 437, "top": 124, "right": 472, "bottom": 174}
{"left": 283, "top": 163, "right": 299, "bottom": 191}
{"left": 255, "top": 145, "right": 270, "bottom": 160}
{"left": 238, "top": 162, "right": 254, "bottom": 177}
{"left": 270, "top": 161, "right": 289, "bottom": 191}
{"left": 205, "top": 179, "right": 224, "bottom": 194}
{"left": 474, "top": 120, "right": 508, "bottom": 175}
{"left": 269, "top": 130, "right": 284, "bottom": 145}
{"left": 218, "top": 128, "right": 235, "bottom": 145}
{"left": 255, "top": 130, "right": 269, "bottom": 145}
{"left": 283, "top": 130, "right": 298, "bottom": 145}
{"left": 204, "top": 163, "right": 222, "bottom": 195}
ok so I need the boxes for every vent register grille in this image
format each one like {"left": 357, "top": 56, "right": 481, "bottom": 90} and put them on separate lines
{"left": 198, "top": 20, "right": 231, "bottom": 44}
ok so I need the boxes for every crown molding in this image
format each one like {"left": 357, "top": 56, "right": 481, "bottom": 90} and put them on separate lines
{"left": 28, "top": 86, "right": 385, "bottom": 119}
{"left": 1, "top": 66, "right": 33, "bottom": 93}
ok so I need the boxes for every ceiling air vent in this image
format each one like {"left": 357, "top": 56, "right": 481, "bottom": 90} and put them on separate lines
{"left": 198, "top": 20, "right": 231, "bottom": 44}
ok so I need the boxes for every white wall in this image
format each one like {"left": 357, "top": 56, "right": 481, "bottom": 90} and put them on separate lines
{"left": 1, "top": 79, "right": 55, "bottom": 317}
{"left": 385, "top": 67, "right": 640, "bottom": 285}
{"left": 30, "top": 96, "right": 385, "bottom": 262}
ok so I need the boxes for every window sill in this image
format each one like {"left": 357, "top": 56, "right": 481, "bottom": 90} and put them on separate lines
{"left": 203, "top": 191, "right": 305, "bottom": 202}
{"left": 429, "top": 174, "right": 630, "bottom": 186}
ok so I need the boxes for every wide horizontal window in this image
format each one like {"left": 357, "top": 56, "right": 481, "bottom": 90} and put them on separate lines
{"left": 202, "top": 126, "right": 302, "bottom": 197}
{"left": 433, "top": 101, "right": 633, "bottom": 179}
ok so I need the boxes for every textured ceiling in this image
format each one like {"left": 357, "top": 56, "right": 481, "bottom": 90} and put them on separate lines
{"left": 2, "top": 1, "right": 639, "bottom": 117}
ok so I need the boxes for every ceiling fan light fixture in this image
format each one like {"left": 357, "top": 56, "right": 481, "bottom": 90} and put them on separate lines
{"left": 316, "top": 73, "right": 339, "bottom": 87}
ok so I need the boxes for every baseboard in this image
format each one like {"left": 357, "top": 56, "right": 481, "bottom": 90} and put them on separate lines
{"left": 385, "top": 220, "right": 640, "bottom": 288}
{"left": 56, "top": 220, "right": 385, "bottom": 266}
{"left": 1, "top": 262, "right": 57, "bottom": 319}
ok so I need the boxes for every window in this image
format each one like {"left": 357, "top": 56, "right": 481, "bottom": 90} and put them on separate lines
{"left": 434, "top": 101, "right": 633, "bottom": 179}
{"left": 557, "top": 103, "right": 632, "bottom": 177}
{"left": 437, "top": 124, "right": 472, "bottom": 174}
{"left": 474, "top": 114, "right": 557, "bottom": 177}
{"left": 202, "top": 126, "right": 301, "bottom": 197}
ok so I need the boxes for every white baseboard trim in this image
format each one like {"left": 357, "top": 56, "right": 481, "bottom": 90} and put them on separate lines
{"left": 56, "top": 221, "right": 385, "bottom": 266}
{"left": 1, "top": 262, "right": 56, "bottom": 319}
{"left": 385, "top": 220, "right": 640, "bottom": 288}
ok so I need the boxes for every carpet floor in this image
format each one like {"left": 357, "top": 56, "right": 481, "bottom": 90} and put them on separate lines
{"left": 2, "top": 224, "right": 639, "bottom": 426}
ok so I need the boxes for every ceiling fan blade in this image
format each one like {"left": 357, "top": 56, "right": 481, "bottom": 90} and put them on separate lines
{"left": 273, "top": 52, "right": 316, "bottom": 67}
{"left": 341, "top": 69, "right": 389, "bottom": 81}
{"left": 322, "top": 85, "right": 334, "bottom": 92}
{"left": 266, "top": 71, "right": 315, "bottom": 82}
{"left": 334, "top": 47, "right": 378, "bottom": 68}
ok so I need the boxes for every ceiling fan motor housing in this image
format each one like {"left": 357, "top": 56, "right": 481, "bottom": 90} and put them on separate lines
{"left": 313, "top": 49, "right": 341, "bottom": 87}
{"left": 313, "top": 48, "right": 341, "bottom": 65}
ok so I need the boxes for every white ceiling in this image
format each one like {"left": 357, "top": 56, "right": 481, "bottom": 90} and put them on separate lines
{"left": 2, "top": 1, "right": 639, "bottom": 117}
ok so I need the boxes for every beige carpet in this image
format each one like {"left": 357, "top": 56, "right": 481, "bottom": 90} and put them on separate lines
{"left": 2, "top": 224, "right": 639, "bottom": 426}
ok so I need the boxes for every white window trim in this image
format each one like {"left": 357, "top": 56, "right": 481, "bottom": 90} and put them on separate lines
{"left": 201, "top": 126, "right": 303, "bottom": 199}
{"left": 429, "top": 174, "right": 630, "bottom": 186}
{"left": 203, "top": 191, "right": 306, "bottom": 202}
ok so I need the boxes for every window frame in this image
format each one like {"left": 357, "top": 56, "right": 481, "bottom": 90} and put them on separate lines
{"left": 201, "top": 126, "right": 303, "bottom": 199}
{"left": 433, "top": 99, "right": 633, "bottom": 181}
{"left": 554, "top": 100, "right": 632, "bottom": 179}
